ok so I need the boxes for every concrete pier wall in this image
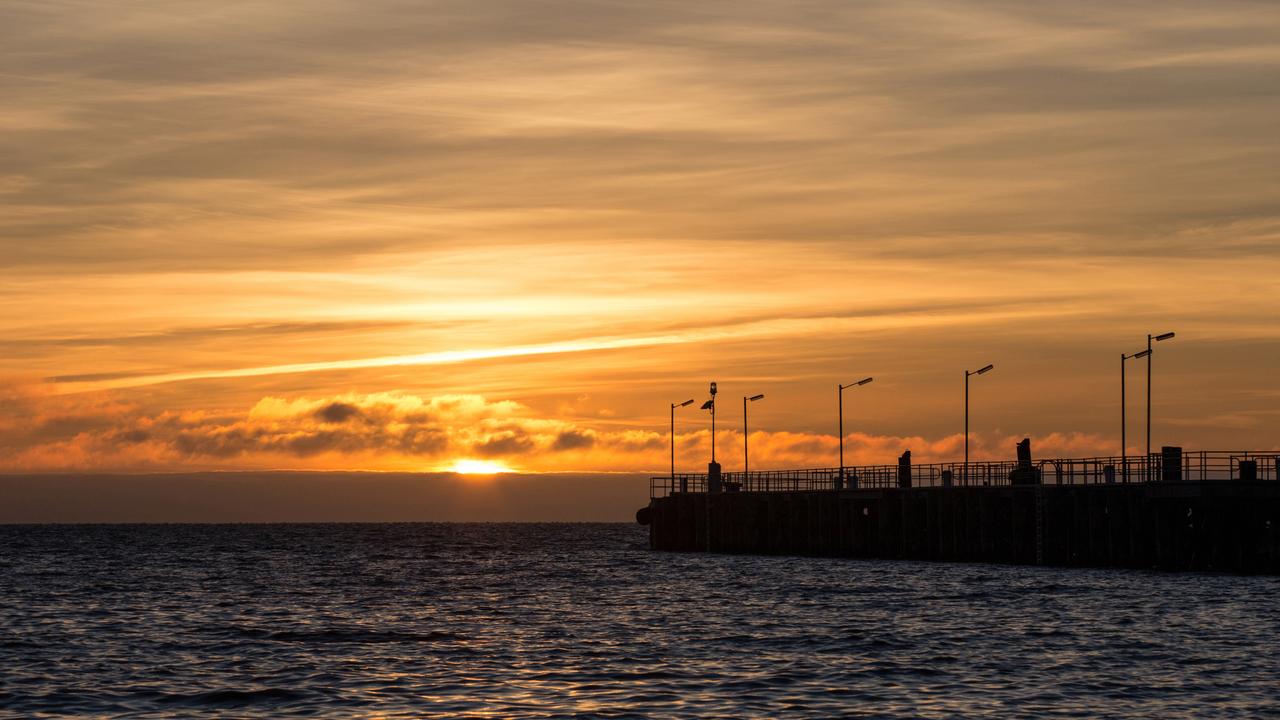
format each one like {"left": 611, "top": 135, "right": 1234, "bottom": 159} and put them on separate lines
{"left": 647, "top": 482, "right": 1280, "bottom": 573}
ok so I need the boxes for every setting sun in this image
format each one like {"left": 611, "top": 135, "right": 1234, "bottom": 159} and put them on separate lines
{"left": 448, "top": 459, "right": 514, "bottom": 475}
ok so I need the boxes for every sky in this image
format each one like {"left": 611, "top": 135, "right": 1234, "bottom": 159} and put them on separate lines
{"left": 2, "top": 0, "right": 1279, "bottom": 498}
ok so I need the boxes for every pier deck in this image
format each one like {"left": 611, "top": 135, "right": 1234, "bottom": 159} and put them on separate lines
{"left": 643, "top": 449, "right": 1280, "bottom": 573}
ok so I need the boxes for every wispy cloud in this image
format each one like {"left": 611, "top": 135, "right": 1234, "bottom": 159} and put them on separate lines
{"left": 46, "top": 299, "right": 1085, "bottom": 393}
{"left": 3, "top": 0, "right": 1279, "bottom": 269}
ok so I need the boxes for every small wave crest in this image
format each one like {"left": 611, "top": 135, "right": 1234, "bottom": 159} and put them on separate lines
{"left": 230, "top": 626, "right": 464, "bottom": 644}
{"left": 157, "top": 687, "right": 310, "bottom": 708}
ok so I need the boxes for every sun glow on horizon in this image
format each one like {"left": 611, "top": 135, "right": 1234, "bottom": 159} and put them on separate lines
{"left": 448, "top": 459, "right": 515, "bottom": 475}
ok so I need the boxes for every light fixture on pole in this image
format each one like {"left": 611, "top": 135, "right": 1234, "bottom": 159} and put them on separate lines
{"left": 1120, "top": 350, "right": 1150, "bottom": 479}
{"left": 743, "top": 394, "right": 764, "bottom": 485}
{"left": 700, "top": 382, "right": 720, "bottom": 492}
{"left": 700, "top": 381, "right": 717, "bottom": 463}
{"left": 964, "top": 364, "right": 994, "bottom": 485}
{"left": 1145, "top": 331, "right": 1175, "bottom": 462}
{"left": 670, "top": 398, "right": 694, "bottom": 490}
{"left": 838, "top": 377, "right": 873, "bottom": 488}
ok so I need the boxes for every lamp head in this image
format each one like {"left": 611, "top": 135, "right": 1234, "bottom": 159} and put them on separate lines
{"left": 976, "top": 364, "right": 994, "bottom": 375}
{"left": 748, "top": 394, "right": 764, "bottom": 402}
{"left": 677, "top": 399, "right": 694, "bottom": 407}
{"left": 1154, "top": 332, "right": 1176, "bottom": 342}
{"left": 709, "top": 381, "right": 717, "bottom": 396}
{"left": 857, "top": 377, "right": 874, "bottom": 385}
{"left": 1133, "top": 349, "right": 1151, "bottom": 359}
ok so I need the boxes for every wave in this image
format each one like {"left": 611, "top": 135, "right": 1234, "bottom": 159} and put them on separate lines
{"left": 156, "top": 687, "right": 310, "bottom": 708}
{"left": 230, "top": 626, "right": 464, "bottom": 644}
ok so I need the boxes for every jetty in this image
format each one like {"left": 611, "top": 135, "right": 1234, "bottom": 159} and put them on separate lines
{"left": 639, "top": 443, "right": 1280, "bottom": 573}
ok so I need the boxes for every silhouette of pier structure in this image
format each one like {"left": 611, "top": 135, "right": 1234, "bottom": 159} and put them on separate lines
{"left": 640, "top": 442, "right": 1280, "bottom": 573}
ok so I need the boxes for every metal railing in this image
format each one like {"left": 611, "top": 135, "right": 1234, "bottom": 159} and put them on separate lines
{"left": 649, "top": 451, "right": 1280, "bottom": 498}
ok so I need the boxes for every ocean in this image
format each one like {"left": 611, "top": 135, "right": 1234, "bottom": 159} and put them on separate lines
{"left": 2, "top": 523, "right": 1277, "bottom": 718}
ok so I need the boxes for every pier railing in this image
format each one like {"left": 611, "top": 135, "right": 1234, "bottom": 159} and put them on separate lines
{"left": 650, "top": 450, "right": 1280, "bottom": 498}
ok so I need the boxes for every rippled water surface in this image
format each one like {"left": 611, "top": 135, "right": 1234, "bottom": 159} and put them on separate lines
{"left": 2, "top": 523, "right": 1278, "bottom": 718}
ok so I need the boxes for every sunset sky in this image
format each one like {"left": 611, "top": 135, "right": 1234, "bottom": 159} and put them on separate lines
{"left": 3, "top": 0, "right": 1279, "bottom": 480}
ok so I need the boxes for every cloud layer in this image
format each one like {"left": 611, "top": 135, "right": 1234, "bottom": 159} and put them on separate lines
{"left": 0, "top": 384, "right": 1123, "bottom": 473}
{"left": 3, "top": 0, "right": 1279, "bottom": 270}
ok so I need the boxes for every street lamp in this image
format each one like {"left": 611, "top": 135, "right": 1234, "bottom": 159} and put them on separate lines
{"left": 1120, "top": 350, "right": 1150, "bottom": 477}
{"left": 1146, "top": 331, "right": 1175, "bottom": 461}
{"left": 838, "top": 377, "right": 873, "bottom": 488}
{"left": 964, "top": 364, "right": 995, "bottom": 485}
{"left": 670, "top": 398, "right": 694, "bottom": 489}
{"left": 743, "top": 393, "right": 764, "bottom": 486}
{"left": 700, "top": 382, "right": 718, "bottom": 465}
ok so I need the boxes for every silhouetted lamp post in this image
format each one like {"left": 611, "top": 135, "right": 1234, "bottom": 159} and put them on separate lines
{"left": 838, "top": 377, "right": 873, "bottom": 487}
{"left": 670, "top": 398, "right": 694, "bottom": 488}
{"left": 743, "top": 394, "right": 764, "bottom": 486}
{"left": 1120, "top": 349, "right": 1150, "bottom": 477}
{"left": 700, "top": 382, "right": 718, "bottom": 465}
{"left": 1146, "top": 331, "right": 1175, "bottom": 462}
{"left": 964, "top": 364, "right": 994, "bottom": 485}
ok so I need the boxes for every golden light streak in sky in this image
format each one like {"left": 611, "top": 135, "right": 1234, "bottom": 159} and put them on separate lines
{"left": 49, "top": 299, "right": 1084, "bottom": 394}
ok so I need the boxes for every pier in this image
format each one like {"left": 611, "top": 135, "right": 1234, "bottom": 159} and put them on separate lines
{"left": 640, "top": 445, "right": 1280, "bottom": 573}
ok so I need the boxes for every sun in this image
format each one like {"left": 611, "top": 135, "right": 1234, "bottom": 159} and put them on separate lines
{"left": 447, "top": 459, "right": 515, "bottom": 475}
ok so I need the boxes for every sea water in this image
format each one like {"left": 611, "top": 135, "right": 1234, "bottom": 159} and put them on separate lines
{"left": 2, "top": 523, "right": 1277, "bottom": 718}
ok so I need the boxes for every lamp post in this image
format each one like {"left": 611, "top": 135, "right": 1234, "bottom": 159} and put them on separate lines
{"left": 670, "top": 398, "right": 694, "bottom": 488}
{"left": 964, "top": 364, "right": 994, "bottom": 485}
{"left": 743, "top": 394, "right": 764, "bottom": 487}
{"left": 838, "top": 377, "right": 874, "bottom": 488}
{"left": 1121, "top": 350, "right": 1150, "bottom": 479}
{"left": 1146, "top": 331, "right": 1176, "bottom": 462}
{"left": 699, "top": 382, "right": 720, "bottom": 492}
{"left": 700, "top": 382, "right": 718, "bottom": 464}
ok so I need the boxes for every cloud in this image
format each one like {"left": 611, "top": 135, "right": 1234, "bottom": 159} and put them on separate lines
{"left": 551, "top": 429, "right": 596, "bottom": 451}
{"left": 0, "top": 382, "right": 1128, "bottom": 473}
{"left": 315, "top": 401, "right": 360, "bottom": 423}
{"left": 8, "top": 321, "right": 420, "bottom": 364}
{"left": 0, "top": 385, "right": 619, "bottom": 470}
{"left": 3, "top": 0, "right": 1279, "bottom": 273}
{"left": 43, "top": 298, "right": 1090, "bottom": 393}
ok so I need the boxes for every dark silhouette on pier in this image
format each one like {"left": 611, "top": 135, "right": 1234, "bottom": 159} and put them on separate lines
{"left": 639, "top": 331, "right": 1280, "bottom": 572}
{"left": 640, "top": 439, "right": 1280, "bottom": 574}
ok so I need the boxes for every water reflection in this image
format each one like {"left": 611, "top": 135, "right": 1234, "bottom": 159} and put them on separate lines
{"left": 1, "top": 523, "right": 1277, "bottom": 718}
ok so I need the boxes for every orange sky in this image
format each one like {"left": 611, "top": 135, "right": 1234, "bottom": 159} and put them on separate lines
{"left": 2, "top": 0, "right": 1279, "bottom": 477}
